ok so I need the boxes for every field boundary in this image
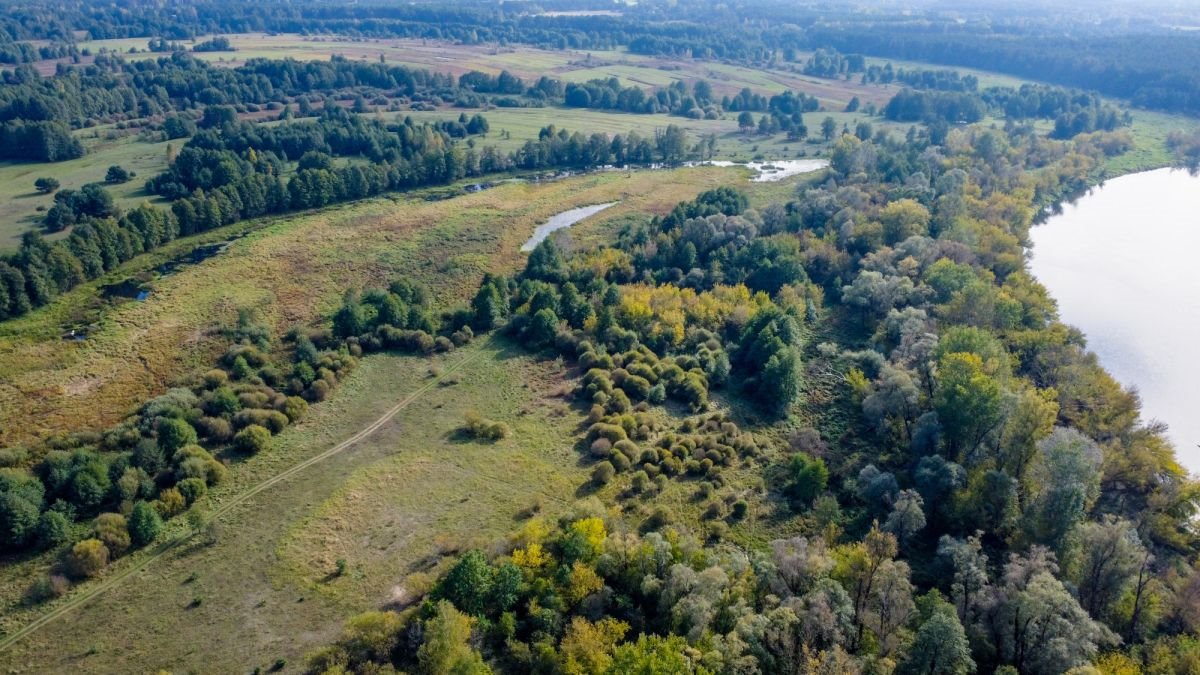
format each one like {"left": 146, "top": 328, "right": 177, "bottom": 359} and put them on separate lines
{"left": 0, "top": 347, "right": 486, "bottom": 653}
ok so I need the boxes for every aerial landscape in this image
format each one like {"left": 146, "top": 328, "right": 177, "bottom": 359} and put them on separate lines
{"left": 0, "top": 0, "right": 1199, "bottom": 672}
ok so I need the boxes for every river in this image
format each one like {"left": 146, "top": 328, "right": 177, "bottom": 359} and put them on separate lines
{"left": 1028, "top": 167, "right": 1200, "bottom": 472}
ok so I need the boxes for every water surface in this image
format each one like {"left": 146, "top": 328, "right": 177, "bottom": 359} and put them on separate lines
{"left": 521, "top": 202, "right": 618, "bottom": 252}
{"left": 1028, "top": 167, "right": 1200, "bottom": 472}
{"left": 701, "top": 159, "right": 829, "bottom": 182}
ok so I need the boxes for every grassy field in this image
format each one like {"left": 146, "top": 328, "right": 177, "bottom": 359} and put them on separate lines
{"left": 0, "top": 340, "right": 591, "bottom": 673}
{"left": 0, "top": 166, "right": 755, "bottom": 451}
{"left": 0, "top": 161, "right": 827, "bottom": 672}
{"left": 400, "top": 106, "right": 909, "bottom": 159}
{"left": 0, "top": 130, "right": 173, "bottom": 251}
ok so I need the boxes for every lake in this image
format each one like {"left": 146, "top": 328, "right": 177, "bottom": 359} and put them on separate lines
{"left": 1028, "top": 167, "right": 1200, "bottom": 473}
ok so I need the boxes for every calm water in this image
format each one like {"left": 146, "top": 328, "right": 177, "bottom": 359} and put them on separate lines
{"left": 703, "top": 159, "right": 829, "bottom": 182}
{"left": 1028, "top": 168, "right": 1200, "bottom": 473}
{"left": 521, "top": 202, "right": 618, "bottom": 252}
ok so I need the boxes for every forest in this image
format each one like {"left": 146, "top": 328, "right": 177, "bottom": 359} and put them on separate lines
{"left": 0, "top": 0, "right": 1198, "bottom": 673}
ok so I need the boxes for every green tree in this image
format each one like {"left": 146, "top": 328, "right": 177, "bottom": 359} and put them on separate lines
{"left": 435, "top": 550, "right": 494, "bottom": 616}
{"left": 34, "top": 177, "right": 59, "bottom": 193}
{"left": 934, "top": 352, "right": 1002, "bottom": 458}
{"left": 36, "top": 510, "right": 71, "bottom": 549}
{"left": 525, "top": 238, "right": 564, "bottom": 282}
{"left": 1070, "top": 515, "right": 1144, "bottom": 620}
{"left": 417, "top": 600, "right": 491, "bottom": 675}
{"left": 128, "top": 500, "right": 163, "bottom": 547}
{"left": 528, "top": 308, "right": 559, "bottom": 348}
{"left": 156, "top": 418, "right": 198, "bottom": 456}
{"left": 0, "top": 469, "right": 44, "bottom": 550}
{"left": 785, "top": 453, "right": 828, "bottom": 506}
{"left": 608, "top": 634, "right": 701, "bottom": 674}
{"left": 737, "top": 111, "right": 756, "bottom": 133}
{"left": 899, "top": 595, "right": 975, "bottom": 675}
{"left": 879, "top": 199, "right": 931, "bottom": 245}
{"left": 333, "top": 291, "right": 367, "bottom": 338}
{"left": 104, "top": 165, "right": 133, "bottom": 183}
{"left": 1023, "top": 427, "right": 1102, "bottom": 551}
{"left": 821, "top": 116, "right": 838, "bottom": 141}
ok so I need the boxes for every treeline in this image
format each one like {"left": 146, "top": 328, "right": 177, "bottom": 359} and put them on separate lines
{"left": 808, "top": 25, "right": 1200, "bottom": 116}
{"left": 885, "top": 84, "right": 1128, "bottom": 138}
{"left": 0, "top": 114, "right": 701, "bottom": 322}
{"left": 802, "top": 47, "right": 866, "bottom": 78}
{"left": 0, "top": 52, "right": 460, "bottom": 132}
{"left": 0, "top": 119, "right": 84, "bottom": 161}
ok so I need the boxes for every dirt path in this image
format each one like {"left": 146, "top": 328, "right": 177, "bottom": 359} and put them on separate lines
{"left": 0, "top": 348, "right": 485, "bottom": 654}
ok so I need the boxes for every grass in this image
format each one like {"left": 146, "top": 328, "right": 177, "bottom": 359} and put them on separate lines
{"left": 401, "top": 106, "right": 911, "bottom": 160}
{"left": 0, "top": 340, "right": 589, "bottom": 673}
{"left": 0, "top": 166, "right": 745, "bottom": 451}
{"left": 1106, "top": 109, "right": 1200, "bottom": 175}
{"left": 0, "top": 130, "right": 173, "bottom": 251}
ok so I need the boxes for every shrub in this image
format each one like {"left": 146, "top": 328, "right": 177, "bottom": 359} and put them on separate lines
{"left": 65, "top": 538, "right": 109, "bottom": 579}
{"left": 177, "top": 478, "right": 208, "bottom": 504}
{"left": 202, "top": 369, "right": 229, "bottom": 388}
{"left": 234, "top": 425, "right": 272, "bottom": 454}
{"left": 730, "top": 500, "right": 749, "bottom": 520}
{"left": 174, "top": 445, "right": 226, "bottom": 485}
{"left": 631, "top": 471, "right": 650, "bottom": 493}
{"left": 281, "top": 396, "right": 308, "bottom": 422}
{"left": 589, "top": 438, "right": 613, "bottom": 458}
{"left": 128, "top": 501, "right": 163, "bottom": 546}
{"left": 586, "top": 423, "right": 627, "bottom": 445}
{"left": 155, "top": 488, "right": 186, "bottom": 517}
{"left": 592, "top": 461, "right": 616, "bottom": 486}
{"left": 25, "top": 574, "right": 69, "bottom": 604}
{"left": 94, "top": 513, "right": 131, "bottom": 557}
{"left": 32, "top": 514, "right": 70, "bottom": 555}
{"left": 462, "top": 411, "right": 512, "bottom": 441}
{"left": 34, "top": 177, "right": 60, "bottom": 193}
{"left": 195, "top": 416, "right": 234, "bottom": 442}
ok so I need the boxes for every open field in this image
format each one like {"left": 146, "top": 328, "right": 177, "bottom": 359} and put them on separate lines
{"left": 0, "top": 162, "right": 825, "bottom": 671}
{"left": 399, "top": 106, "right": 911, "bottom": 158}
{"left": 0, "top": 130, "right": 172, "bottom": 251}
{"left": 0, "top": 166, "right": 762, "bottom": 450}
{"left": 0, "top": 340, "right": 592, "bottom": 673}
{"left": 65, "top": 34, "right": 901, "bottom": 110}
